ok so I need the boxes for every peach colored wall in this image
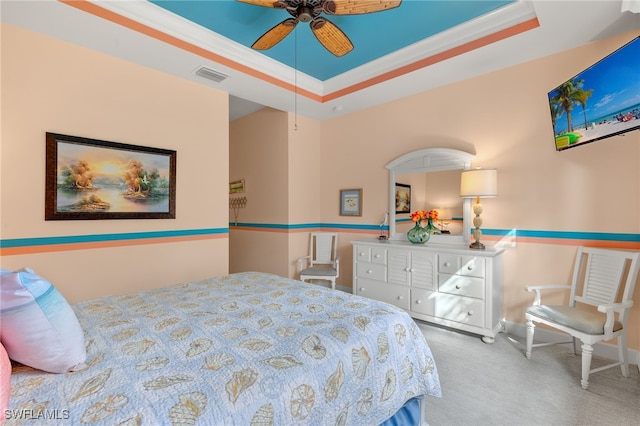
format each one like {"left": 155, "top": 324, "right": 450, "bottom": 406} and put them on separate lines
{"left": 229, "top": 108, "right": 290, "bottom": 277}
{"left": 287, "top": 115, "right": 323, "bottom": 224}
{"left": 229, "top": 110, "right": 324, "bottom": 279}
{"left": 321, "top": 31, "right": 640, "bottom": 349}
{"left": 287, "top": 114, "right": 324, "bottom": 278}
{"left": 0, "top": 24, "right": 229, "bottom": 302}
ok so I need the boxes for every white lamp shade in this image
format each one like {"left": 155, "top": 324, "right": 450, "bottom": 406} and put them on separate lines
{"left": 460, "top": 169, "right": 497, "bottom": 198}
{"left": 434, "top": 208, "right": 451, "bottom": 220}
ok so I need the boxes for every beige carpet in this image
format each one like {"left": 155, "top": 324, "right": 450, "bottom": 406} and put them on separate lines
{"left": 417, "top": 321, "right": 640, "bottom": 426}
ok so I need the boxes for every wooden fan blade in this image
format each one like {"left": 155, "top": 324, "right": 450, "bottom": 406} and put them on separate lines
{"left": 252, "top": 18, "right": 297, "bottom": 50}
{"left": 324, "top": 0, "right": 402, "bottom": 15}
{"left": 310, "top": 18, "right": 353, "bottom": 57}
{"left": 236, "top": 0, "right": 286, "bottom": 9}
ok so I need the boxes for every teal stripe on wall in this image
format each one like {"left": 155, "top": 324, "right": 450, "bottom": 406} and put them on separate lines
{"left": 231, "top": 223, "right": 639, "bottom": 243}
{"left": 396, "top": 217, "right": 463, "bottom": 223}
{"left": 231, "top": 222, "right": 322, "bottom": 230}
{"left": 0, "top": 228, "right": 228, "bottom": 248}
{"left": 483, "top": 228, "right": 640, "bottom": 242}
{"left": 230, "top": 222, "right": 385, "bottom": 231}
{"left": 2, "top": 225, "right": 638, "bottom": 250}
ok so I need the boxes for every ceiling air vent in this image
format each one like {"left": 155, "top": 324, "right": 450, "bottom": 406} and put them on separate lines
{"left": 194, "top": 66, "right": 229, "bottom": 83}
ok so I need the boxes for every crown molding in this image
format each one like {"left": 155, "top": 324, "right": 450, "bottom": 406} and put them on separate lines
{"left": 91, "top": 0, "right": 536, "bottom": 99}
{"left": 324, "top": 0, "right": 537, "bottom": 93}
{"left": 92, "top": 0, "right": 323, "bottom": 95}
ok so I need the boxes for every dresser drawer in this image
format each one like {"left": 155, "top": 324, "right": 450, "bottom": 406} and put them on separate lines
{"left": 438, "top": 254, "right": 485, "bottom": 278}
{"left": 370, "top": 247, "right": 387, "bottom": 264}
{"left": 356, "top": 262, "right": 386, "bottom": 281}
{"left": 355, "top": 246, "right": 387, "bottom": 265}
{"left": 438, "top": 274, "right": 485, "bottom": 299}
{"left": 412, "top": 288, "right": 484, "bottom": 328}
{"left": 355, "top": 246, "right": 371, "bottom": 262}
{"left": 356, "top": 278, "right": 410, "bottom": 311}
{"left": 410, "top": 288, "right": 436, "bottom": 315}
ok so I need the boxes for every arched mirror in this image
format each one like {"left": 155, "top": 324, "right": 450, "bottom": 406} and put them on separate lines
{"left": 386, "top": 148, "right": 474, "bottom": 244}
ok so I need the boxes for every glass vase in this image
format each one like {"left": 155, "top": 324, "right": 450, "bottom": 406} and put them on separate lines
{"left": 425, "top": 218, "right": 441, "bottom": 235}
{"left": 407, "top": 222, "right": 430, "bottom": 244}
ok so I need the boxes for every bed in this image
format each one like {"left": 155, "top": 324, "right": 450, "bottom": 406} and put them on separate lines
{"left": 6, "top": 271, "right": 441, "bottom": 425}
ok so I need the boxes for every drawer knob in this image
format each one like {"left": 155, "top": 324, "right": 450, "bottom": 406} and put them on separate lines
{"left": 359, "top": 287, "right": 365, "bottom": 292}
{"left": 455, "top": 285, "right": 461, "bottom": 290}
{"left": 374, "top": 254, "right": 380, "bottom": 258}
{"left": 444, "top": 262, "right": 451, "bottom": 267}
{"left": 467, "top": 311, "right": 474, "bottom": 316}
{"left": 397, "top": 296, "right": 403, "bottom": 300}
{"left": 467, "top": 265, "right": 474, "bottom": 271}
{"left": 367, "top": 270, "right": 373, "bottom": 274}
{"left": 359, "top": 252, "right": 365, "bottom": 256}
{"left": 404, "top": 267, "right": 410, "bottom": 272}
{"left": 416, "top": 299, "right": 422, "bottom": 304}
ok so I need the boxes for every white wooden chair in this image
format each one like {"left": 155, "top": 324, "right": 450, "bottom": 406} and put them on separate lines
{"left": 297, "top": 232, "right": 340, "bottom": 290}
{"left": 524, "top": 246, "right": 640, "bottom": 389}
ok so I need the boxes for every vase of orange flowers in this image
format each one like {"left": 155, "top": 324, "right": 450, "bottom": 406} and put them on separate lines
{"left": 407, "top": 209, "right": 441, "bottom": 244}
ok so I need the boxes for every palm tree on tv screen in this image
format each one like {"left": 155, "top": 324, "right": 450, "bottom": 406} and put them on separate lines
{"left": 549, "top": 102, "right": 563, "bottom": 132}
{"left": 574, "top": 86, "right": 594, "bottom": 130}
{"left": 549, "top": 78, "right": 593, "bottom": 133}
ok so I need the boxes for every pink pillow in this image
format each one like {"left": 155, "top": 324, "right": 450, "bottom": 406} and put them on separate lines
{"left": 0, "top": 342, "right": 10, "bottom": 424}
{"left": 0, "top": 268, "right": 86, "bottom": 373}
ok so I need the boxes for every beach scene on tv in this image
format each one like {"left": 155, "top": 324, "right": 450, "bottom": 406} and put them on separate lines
{"left": 548, "top": 37, "right": 639, "bottom": 151}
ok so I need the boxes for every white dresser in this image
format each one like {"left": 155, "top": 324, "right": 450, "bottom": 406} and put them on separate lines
{"left": 352, "top": 239, "right": 504, "bottom": 343}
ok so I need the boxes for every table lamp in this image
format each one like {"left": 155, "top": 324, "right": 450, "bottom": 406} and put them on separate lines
{"left": 460, "top": 168, "right": 497, "bottom": 249}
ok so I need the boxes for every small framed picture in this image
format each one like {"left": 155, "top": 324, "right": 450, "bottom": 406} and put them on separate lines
{"left": 340, "top": 189, "right": 362, "bottom": 216}
{"left": 395, "top": 183, "right": 411, "bottom": 214}
{"left": 229, "top": 179, "right": 245, "bottom": 194}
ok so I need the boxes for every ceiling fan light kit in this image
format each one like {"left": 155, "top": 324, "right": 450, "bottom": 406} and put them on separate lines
{"left": 239, "top": 0, "right": 402, "bottom": 57}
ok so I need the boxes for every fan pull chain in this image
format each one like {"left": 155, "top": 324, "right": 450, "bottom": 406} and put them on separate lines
{"left": 294, "top": 26, "right": 298, "bottom": 131}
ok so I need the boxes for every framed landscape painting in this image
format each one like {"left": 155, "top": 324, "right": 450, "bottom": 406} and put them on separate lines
{"left": 45, "top": 133, "right": 176, "bottom": 220}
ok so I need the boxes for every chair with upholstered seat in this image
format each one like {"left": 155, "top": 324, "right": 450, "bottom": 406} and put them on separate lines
{"left": 524, "top": 246, "right": 640, "bottom": 389}
{"left": 297, "top": 232, "right": 340, "bottom": 290}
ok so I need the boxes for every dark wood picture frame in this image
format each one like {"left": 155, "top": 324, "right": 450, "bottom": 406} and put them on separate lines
{"left": 395, "top": 183, "right": 411, "bottom": 214}
{"left": 45, "top": 132, "right": 176, "bottom": 220}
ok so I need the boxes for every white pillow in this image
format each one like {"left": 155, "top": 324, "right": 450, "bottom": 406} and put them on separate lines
{"left": 0, "top": 268, "right": 87, "bottom": 373}
{"left": 0, "top": 342, "right": 10, "bottom": 421}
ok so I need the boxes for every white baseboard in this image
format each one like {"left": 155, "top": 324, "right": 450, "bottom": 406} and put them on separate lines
{"left": 336, "top": 284, "right": 352, "bottom": 294}
{"left": 503, "top": 320, "right": 640, "bottom": 372}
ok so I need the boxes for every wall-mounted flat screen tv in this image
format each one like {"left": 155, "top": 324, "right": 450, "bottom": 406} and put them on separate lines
{"left": 548, "top": 36, "right": 639, "bottom": 151}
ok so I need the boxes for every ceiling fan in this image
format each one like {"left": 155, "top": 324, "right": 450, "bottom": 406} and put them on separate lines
{"left": 238, "top": 0, "right": 402, "bottom": 57}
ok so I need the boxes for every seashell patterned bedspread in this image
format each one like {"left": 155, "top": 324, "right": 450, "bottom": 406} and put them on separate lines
{"left": 8, "top": 272, "right": 441, "bottom": 425}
